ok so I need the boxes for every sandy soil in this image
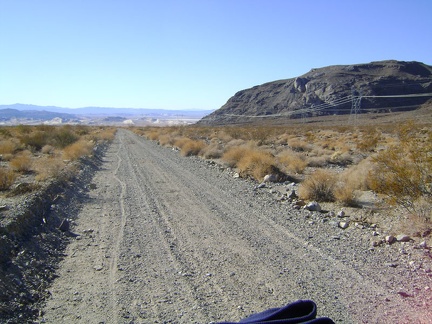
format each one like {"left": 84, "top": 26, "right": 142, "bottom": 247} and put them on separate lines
{"left": 37, "top": 129, "right": 432, "bottom": 323}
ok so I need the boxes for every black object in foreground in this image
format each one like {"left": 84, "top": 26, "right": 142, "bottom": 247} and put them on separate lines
{"left": 217, "top": 300, "right": 335, "bottom": 324}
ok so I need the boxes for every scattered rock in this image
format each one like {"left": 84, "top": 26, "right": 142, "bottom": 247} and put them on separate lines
{"left": 338, "top": 221, "right": 349, "bottom": 229}
{"left": 385, "top": 235, "right": 396, "bottom": 244}
{"left": 397, "top": 291, "right": 413, "bottom": 298}
{"left": 0, "top": 205, "right": 8, "bottom": 211}
{"left": 263, "top": 174, "right": 277, "bottom": 183}
{"left": 304, "top": 201, "right": 321, "bottom": 212}
{"left": 233, "top": 172, "right": 240, "bottom": 178}
{"left": 396, "top": 234, "right": 411, "bottom": 242}
{"left": 58, "top": 219, "right": 70, "bottom": 232}
{"left": 337, "top": 210, "right": 345, "bottom": 218}
{"left": 419, "top": 241, "right": 427, "bottom": 248}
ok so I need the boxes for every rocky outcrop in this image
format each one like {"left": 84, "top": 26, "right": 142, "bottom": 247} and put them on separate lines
{"left": 198, "top": 60, "right": 432, "bottom": 125}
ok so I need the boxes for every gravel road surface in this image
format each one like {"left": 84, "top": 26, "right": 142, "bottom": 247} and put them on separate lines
{"left": 39, "top": 129, "right": 432, "bottom": 323}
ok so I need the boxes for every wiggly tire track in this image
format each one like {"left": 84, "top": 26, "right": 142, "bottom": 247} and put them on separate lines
{"left": 107, "top": 132, "right": 128, "bottom": 323}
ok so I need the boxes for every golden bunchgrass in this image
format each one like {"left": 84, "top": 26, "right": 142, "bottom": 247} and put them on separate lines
{"left": 0, "top": 167, "right": 16, "bottom": 190}
{"left": 276, "top": 150, "right": 307, "bottom": 174}
{"left": 299, "top": 169, "right": 337, "bottom": 202}
{"left": 9, "top": 150, "right": 33, "bottom": 172}
{"left": 63, "top": 140, "right": 94, "bottom": 160}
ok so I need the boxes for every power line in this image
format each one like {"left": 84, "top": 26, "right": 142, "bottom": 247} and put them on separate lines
{"left": 216, "top": 92, "right": 432, "bottom": 120}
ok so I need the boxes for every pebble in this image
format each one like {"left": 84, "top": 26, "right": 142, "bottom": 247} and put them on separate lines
{"left": 338, "top": 221, "right": 349, "bottom": 229}
{"left": 396, "top": 234, "right": 411, "bottom": 242}
{"left": 385, "top": 235, "right": 396, "bottom": 244}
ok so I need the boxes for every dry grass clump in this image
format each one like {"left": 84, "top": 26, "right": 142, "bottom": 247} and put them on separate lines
{"left": 41, "top": 145, "right": 55, "bottom": 155}
{"left": 158, "top": 134, "right": 175, "bottom": 147}
{"left": 9, "top": 150, "right": 33, "bottom": 172}
{"left": 277, "top": 150, "right": 307, "bottom": 174}
{"left": 299, "top": 169, "right": 336, "bottom": 202}
{"left": 0, "top": 167, "right": 16, "bottom": 190}
{"left": 199, "top": 141, "right": 224, "bottom": 159}
{"left": 33, "top": 157, "right": 65, "bottom": 181}
{"left": 288, "top": 139, "right": 311, "bottom": 152}
{"left": 222, "top": 143, "right": 278, "bottom": 181}
{"left": 0, "top": 139, "right": 18, "bottom": 155}
{"left": 222, "top": 145, "right": 252, "bottom": 168}
{"left": 63, "top": 140, "right": 94, "bottom": 160}
{"left": 236, "top": 149, "right": 276, "bottom": 181}
{"left": 174, "top": 137, "right": 206, "bottom": 157}
{"left": 90, "top": 127, "right": 116, "bottom": 141}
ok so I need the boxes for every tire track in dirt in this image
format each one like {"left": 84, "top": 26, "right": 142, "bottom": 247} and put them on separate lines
{"left": 107, "top": 132, "right": 128, "bottom": 323}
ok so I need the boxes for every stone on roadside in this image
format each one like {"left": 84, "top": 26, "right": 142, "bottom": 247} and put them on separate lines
{"left": 337, "top": 210, "right": 345, "bottom": 218}
{"left": 396, "top": 234, "right": 411, "bottom": 242}
{"left": 385, "top": 235, "right": 396, "bottom": 244}
{"left": 304, "top": 201, "right": 321, "bottom": 212}
{"left": 263, "top": 174, "right": 277, "bottom": 183}
{"left": 338, "top": 221, "right": 349, "bottom": 229}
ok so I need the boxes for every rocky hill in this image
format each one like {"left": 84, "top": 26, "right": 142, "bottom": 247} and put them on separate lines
{"left": 198, "top": 60, "right": 432, "bottom": 125}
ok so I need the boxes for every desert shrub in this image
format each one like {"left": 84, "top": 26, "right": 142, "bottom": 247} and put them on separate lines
{"left": 200, "top": 141, "right": 224, "bottom": 159}
{"left": 146, "top": 130, "right": 161, "bottom": 141}
{"left": 0, "top": 127, "right": 12, "bottom": 137}
{"left": 236, "top": 149, "right": 277, "bottom": 181}
{"left": 339, "top": 158, "right": 373, "bottom": 192}
{"left": 34, "top": 157, "right": 65, "bottom": 181}
{"left": 174, "top": 137, "right": 206, "bottom": 156}
{"left": 16, "top": 124, "right": 32, "bottom": 134}
{"left": 158, "top": 134, "right": 175, "bottom": 147}
{"left": 0, "top": 167, "right": 16, "bottom": 190}
{"left": 277, "top": 150, "right": 307, "bottom": 174}
{"left": 9, "top": 150, "right": 33, "bottom": 172}
{"left": 222, "top": 145, "right": 252, "bottom": 168}
{"left": 356, "top": 129, "right": 381, "bottom": 152}
{"left": 299, "top": 169, "right": 336, "bottom": 202}
{"left": 93, "top": 127, "right": 116, "bottom": 141}
{"left": 329, "top": 151, "right": 353, "bottom": 166}
{"left": 0, "top": 139, "right": 17, "bottom": 155}
{"left": 289, "top": 139, "right": 311, "bottom": 152}
{"left": 63, "top": 140, "right": 93, "bottom": 160}
{"left": 41, "top": 145, "right": 55, "bottom": 154}
{"left": 20, "top": 131, "right": 49, "bottom": 151}
{"left": 334, "top": 182, "right": 358, "bottom": 207}
{"left": 306, "top": 156, "right": 330, "bottom": 168}
{"left": 369, "top": 132, "right": 432, "bottom": 213}
{"left": 51, "top": 127, "right": 79, "bottom": 148}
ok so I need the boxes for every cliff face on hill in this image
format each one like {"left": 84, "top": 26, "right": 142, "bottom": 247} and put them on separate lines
{"left": 198, "top": 60, "right": 432, "bottom": 125}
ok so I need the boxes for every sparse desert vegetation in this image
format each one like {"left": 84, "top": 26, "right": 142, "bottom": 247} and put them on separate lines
{"left": 131, "top": 119, "right": 432, "bottom": 237}
{"left": 0, "top": 125, "right": 116, "bottom": 194}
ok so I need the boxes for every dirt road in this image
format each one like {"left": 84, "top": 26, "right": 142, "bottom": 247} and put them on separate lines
{"left": 39, "top": 129, "right": 431, "bottom": 323}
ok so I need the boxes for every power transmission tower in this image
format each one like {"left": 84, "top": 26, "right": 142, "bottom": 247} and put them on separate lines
{"left": 350, "top": 87, "right": 362, "bottom": 124}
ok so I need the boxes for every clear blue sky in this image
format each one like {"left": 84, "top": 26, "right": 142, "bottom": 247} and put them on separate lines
{"left": 1, "top": 0, "right": 431, "bottom": 110}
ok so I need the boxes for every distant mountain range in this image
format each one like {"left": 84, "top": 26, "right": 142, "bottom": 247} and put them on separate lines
{"left": 0, "top": 104, "right": 214, "bottom": 125}
{"left": 198, "top": 60, "right": 432, "bottom": 125}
